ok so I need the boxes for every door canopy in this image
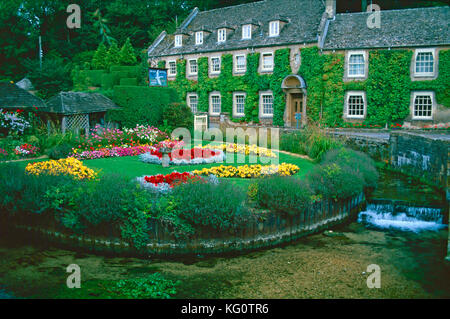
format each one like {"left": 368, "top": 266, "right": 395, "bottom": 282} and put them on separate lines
{"left": 281, "top": 75, "right": 307, "bottom": 89}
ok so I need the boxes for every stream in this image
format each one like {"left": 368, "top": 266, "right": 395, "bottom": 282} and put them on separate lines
{"left": 0, "top": 169, "right": 449, "bottom": 299}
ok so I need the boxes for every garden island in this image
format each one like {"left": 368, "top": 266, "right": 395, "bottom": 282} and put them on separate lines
{"left": 0, "top": 0, "right": 448, "bottom": 301}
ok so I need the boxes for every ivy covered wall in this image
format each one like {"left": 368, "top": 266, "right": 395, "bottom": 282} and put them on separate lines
{"left": 161, "top": 46, "right": 449, "bottom": 127}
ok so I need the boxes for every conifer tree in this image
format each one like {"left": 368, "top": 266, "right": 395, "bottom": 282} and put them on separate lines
{"left": 119, "top": 38, "right": 137, "bottom": 66}
{"left": 106, "top": 41, "right": 121, "bottom": 69}
{"left": 91, "top": 43, "right": 108, "bottom": 70}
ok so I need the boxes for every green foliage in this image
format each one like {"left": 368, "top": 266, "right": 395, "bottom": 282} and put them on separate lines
{"left": 106, "top": 42, "right": 120, "bottom": 69}
{"left": 101, "top": 73, "right": 114, "bottom": 90}
{"left": 91, "top": 43, "right": 108, "bottom": 70}
{"left": 307, "top": 162, "right": 364, "bottom": 201}
{"left": 119, "top": 78, "right": 138, "bottom": 86}
{"left": 280, "top": 126, "right": 342, "bottom": 161}
{"left": 168, "top": 49, "right": 291, "bottom": 125}
{"left": 321, "top": 148, "right": 379, "bottom": 189}
{"left": 256, "top": 176, "right": 313, "bottom": 216}
{"left": 111, "top": 274, "right": 179, "bottom": 299}
{"left": 306, "top": 147, "right": 378, "bottom": 200}
{"left": 83, "top": 70, "right": 105, "bottom": 86}
{"left": 162, "top": 102, "right": 194, "bottom": 131}
{"left": 109, "top": 85, "right": 179, "bottom": 127}
{"left": 24, "top": 57, "right": 72, "bottom": 99}
{"left": 48, "top": 143, "right": 74, "bottom": 160}
{"left": 119, "top": 38, "right": 137, "bottom": 66}
{"left": 157, "top": 181, "right": 252, "bottom": 237}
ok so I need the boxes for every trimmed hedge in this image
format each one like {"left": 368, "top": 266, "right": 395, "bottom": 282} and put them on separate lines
{"left": 101, "top": 73, "right": 114, "bottom": 90}
{"left": 83, "top": 70, "right": 105, "bottom": 86}
{"left": 109, "top": 85, "right": 179, "bottom": 127}
{"left": 120, "top": 78, "right": 138, "bottom": 86}
{"left": 110, "top": 65, "right": 140, "bottom": 77}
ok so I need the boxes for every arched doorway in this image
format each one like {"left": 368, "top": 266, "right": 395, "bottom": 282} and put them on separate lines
{"left": 282, "top": 75, "right": 307, "bottom": 128}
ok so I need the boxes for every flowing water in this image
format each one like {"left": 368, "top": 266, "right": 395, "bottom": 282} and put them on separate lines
{"left": 0, "top": 169, "right": 448, "bottom": 299}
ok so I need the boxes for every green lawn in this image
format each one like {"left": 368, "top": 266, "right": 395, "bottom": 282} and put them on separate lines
{"left": 83, "top": 151, "right": 315, "bottom": 189}
{"left": 8, "top": 148, "right": 316, "bottom": 190}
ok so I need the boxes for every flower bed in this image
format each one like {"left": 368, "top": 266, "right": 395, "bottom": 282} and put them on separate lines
{"left": 72, "top": 145, "right": 154, "bottom": 160}
{"left": 192, "top": 163, "right": 300, "bottom": 178}
{"left": 14, "top": 143, "right": 40, "bottom": 157}
{"left": 136, "top": 172, "right": 212, "bottom": 193}
{"left": 197, "top": 143, "right": 277, "bottom": 158}
{"left": 25, "top": 157, "right": 97, "bottom": 180}
{"left": 139, "top": 148, "right": 225, "bottom": 166}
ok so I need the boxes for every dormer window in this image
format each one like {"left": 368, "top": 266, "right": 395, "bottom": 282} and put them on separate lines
{"left": 242, "top": 24, "right": 252, "bottom": 40}
{"left": 218, "top": 28, "right": 227, "bottom": 43}
{"left": 195, "top": 31, "right": 203, "bottom": 45}
{"left": 174, "top": 35, "right": 182, "bottom": 47}
{"left": 269, "top": 21, "right": 280, "bottom": 37}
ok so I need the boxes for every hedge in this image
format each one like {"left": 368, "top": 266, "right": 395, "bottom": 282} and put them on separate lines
{"left": 101, "top": 73, "right": 114, "bottom": 90}
{"left": 108, "top": 85, "right": 179, "bottom": 127}
{"left": 110, "top": 65, "right": 140, "bottom": 77}
{"left": 83, "top": 70, "right": 105, "bottom": 86}
{"left": 120, "top": 78, "right": 138, "bottom": 86}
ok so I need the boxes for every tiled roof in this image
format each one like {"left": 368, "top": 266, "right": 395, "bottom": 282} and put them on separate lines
{"left": 44, "top": 92, "right": 120, "bottom": 115}
{"left": 149, "top": 0, "right": 325, "bottom": 57}
{"left": 323, "top": 6, "right": 450, "bottom": 50}
{"left": 0, "top": 82, "right": 46, "bottom": 110}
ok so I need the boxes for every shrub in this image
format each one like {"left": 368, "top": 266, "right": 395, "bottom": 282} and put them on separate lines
{"left": 109, "top": 86, "right": 179, "bottom": 128}
{"left": 83, "top": 70, "right": 105, "bottom": 86}
{"left": 256, "top": 176, "right": 313, "bottom": 216}
{"left": 321, "top": 148, "right": 379, "bottom": 189}
{"left": 162, "top": 102, "right": 194, "bottom": 131}
{"left": 111, "top": 274, "right": 178, "bottom": 299}
{"left": 307, "top": 163, "right": 364, "bottom": 200}
{"left": 48, "top": 143, "right": 74, "bottom": 159}
{"left": 161, "top": 181, "right": 252, "bottom": 237}
{"left": 101, "top": 73, "right": 114, "bottom": 90}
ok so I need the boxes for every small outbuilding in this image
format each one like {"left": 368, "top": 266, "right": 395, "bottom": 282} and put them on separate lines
{"left": 0, "top": 82, "right": 46, "bottom": 110}
{"left": 43, "top": 92, "right": 121, "bottom": 135}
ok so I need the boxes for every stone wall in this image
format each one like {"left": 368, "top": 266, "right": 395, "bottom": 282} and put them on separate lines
{"left": 389, "top": 132, "right": 449, "bottom": 189}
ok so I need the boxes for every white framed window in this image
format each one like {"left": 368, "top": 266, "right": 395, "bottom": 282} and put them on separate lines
{"left": 414, "top": 49, "right": 435, "bottom": 77}
{"left": 235, "top": 55, "right": 246, "bottom": 73}
{"left": 218, "top": 28, "right": 227, "bottom": 43}
{"left": 242, "top": 24, "right": 252, "bottom": 40}
{"left": 209, "top": 93, "right": 221, "bottom": 115}
{"left": 347, "top": 51, "right": 366, "bottom": 78}
{"left": 188, "top": 59, "right": 198, "bottom": 75}
{"left": 233, "top": 93, "right": 246, "bottom": 117}
{"left": 168, "top": 60, "right": 177, "bottom": 76}
{"left": 345, "top": 91, "right": 366, "bottom": 118}
{"left": 269, "top": 21, "right": 280, "bottom": 37}
{"left": 262, "top": 52, "right": 274, "bottom": 71}
{"left": 210, "top": 57, "right": 221, "bottom": 74}
{"left": 187, "top": 93, "right": 198, "bottom": 113}
{"left": 195, "top": 31, "right": 203, "bottom": 45}
{"left": 174, "top": 35, "right": 182, "bottom": 48}
{"left": 260, "top": 92, "right": 274, "bottom": 117}
{"left": 412, "top": 91, "right": 434, "bottom": 119}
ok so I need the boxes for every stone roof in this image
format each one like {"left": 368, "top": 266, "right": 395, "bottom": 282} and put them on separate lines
{"left": 43, "top": 92, "right": 120, "bottom": 115}
{"left": 323, "top": 6, "right": 450, "bottom": 50}
{"left": 149, "top": 0, "right": 325, "bottom": 57}
{"left": 0, "top": 82, "right": 46, "bottom": 110}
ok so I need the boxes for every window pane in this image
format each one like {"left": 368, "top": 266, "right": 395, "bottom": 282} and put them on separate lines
{"left": 169, "top": 62, "right": 176, "bottom": 75}
{"left": 262, "top": 94, "right": 273, "bottom": 115}
{"left": 263, "top": 54, "right": 273, "bottom": 69}
{"left": 416, "top": 52, "right": 434, "bottom": 74}
{"left": 235, "top": 95, "right": 245, "bottom": 114}
{"left": 414, "top": 95, "right": 432, "bottom": 118}
{"left": 349, "top": 54, "right": 365, "bottom": 76}
{"left": 190, "top": 60, "right": 197, "bottom": 74}
{"left": 189, "top": 95, "right": 198, "bottom": 113}
{"left": 236, "top": 56, "right": 246, "bottom": 71}
{"left": 347, "top": 95, "right": 364, "bottom": 117}
{"left": 211, "top": 95, "right": 221, "bottom": 113}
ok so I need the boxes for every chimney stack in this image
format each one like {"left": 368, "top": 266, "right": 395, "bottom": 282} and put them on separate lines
{"left": 325, "top": 0, "right": 336, "bottom": 19}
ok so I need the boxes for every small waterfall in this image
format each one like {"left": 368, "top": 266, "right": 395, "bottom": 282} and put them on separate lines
{"left": 358, "top": 203, "right": 447, "bottom": 232}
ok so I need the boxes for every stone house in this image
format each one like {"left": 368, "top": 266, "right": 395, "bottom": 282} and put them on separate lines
{"left": 148, "top": 0, "right": 449, "bottom": 128}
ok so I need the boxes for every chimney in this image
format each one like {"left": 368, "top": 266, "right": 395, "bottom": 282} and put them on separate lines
{"left": 325, "top": 0, "right": 336, "bottom": 19}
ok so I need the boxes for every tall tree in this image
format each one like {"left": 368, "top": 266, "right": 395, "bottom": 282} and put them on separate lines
{"left": 106, "top": 41, "right": 120, "bottom": 68}
{"left": 91, "top": 43, "right": 108, "bottom": 70}
{"left": 119, "top": 38, "right": 137, "bottom": 66}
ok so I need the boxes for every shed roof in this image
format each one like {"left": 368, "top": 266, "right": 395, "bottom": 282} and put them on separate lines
{"left": 0, "top": 82, "right": 46, "bottom": 110}
{"left": 43, "top": 92, "right": 120, "bottom": 115}
{"left": 323, "top": 6, "right": 450, "bottom": 50}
